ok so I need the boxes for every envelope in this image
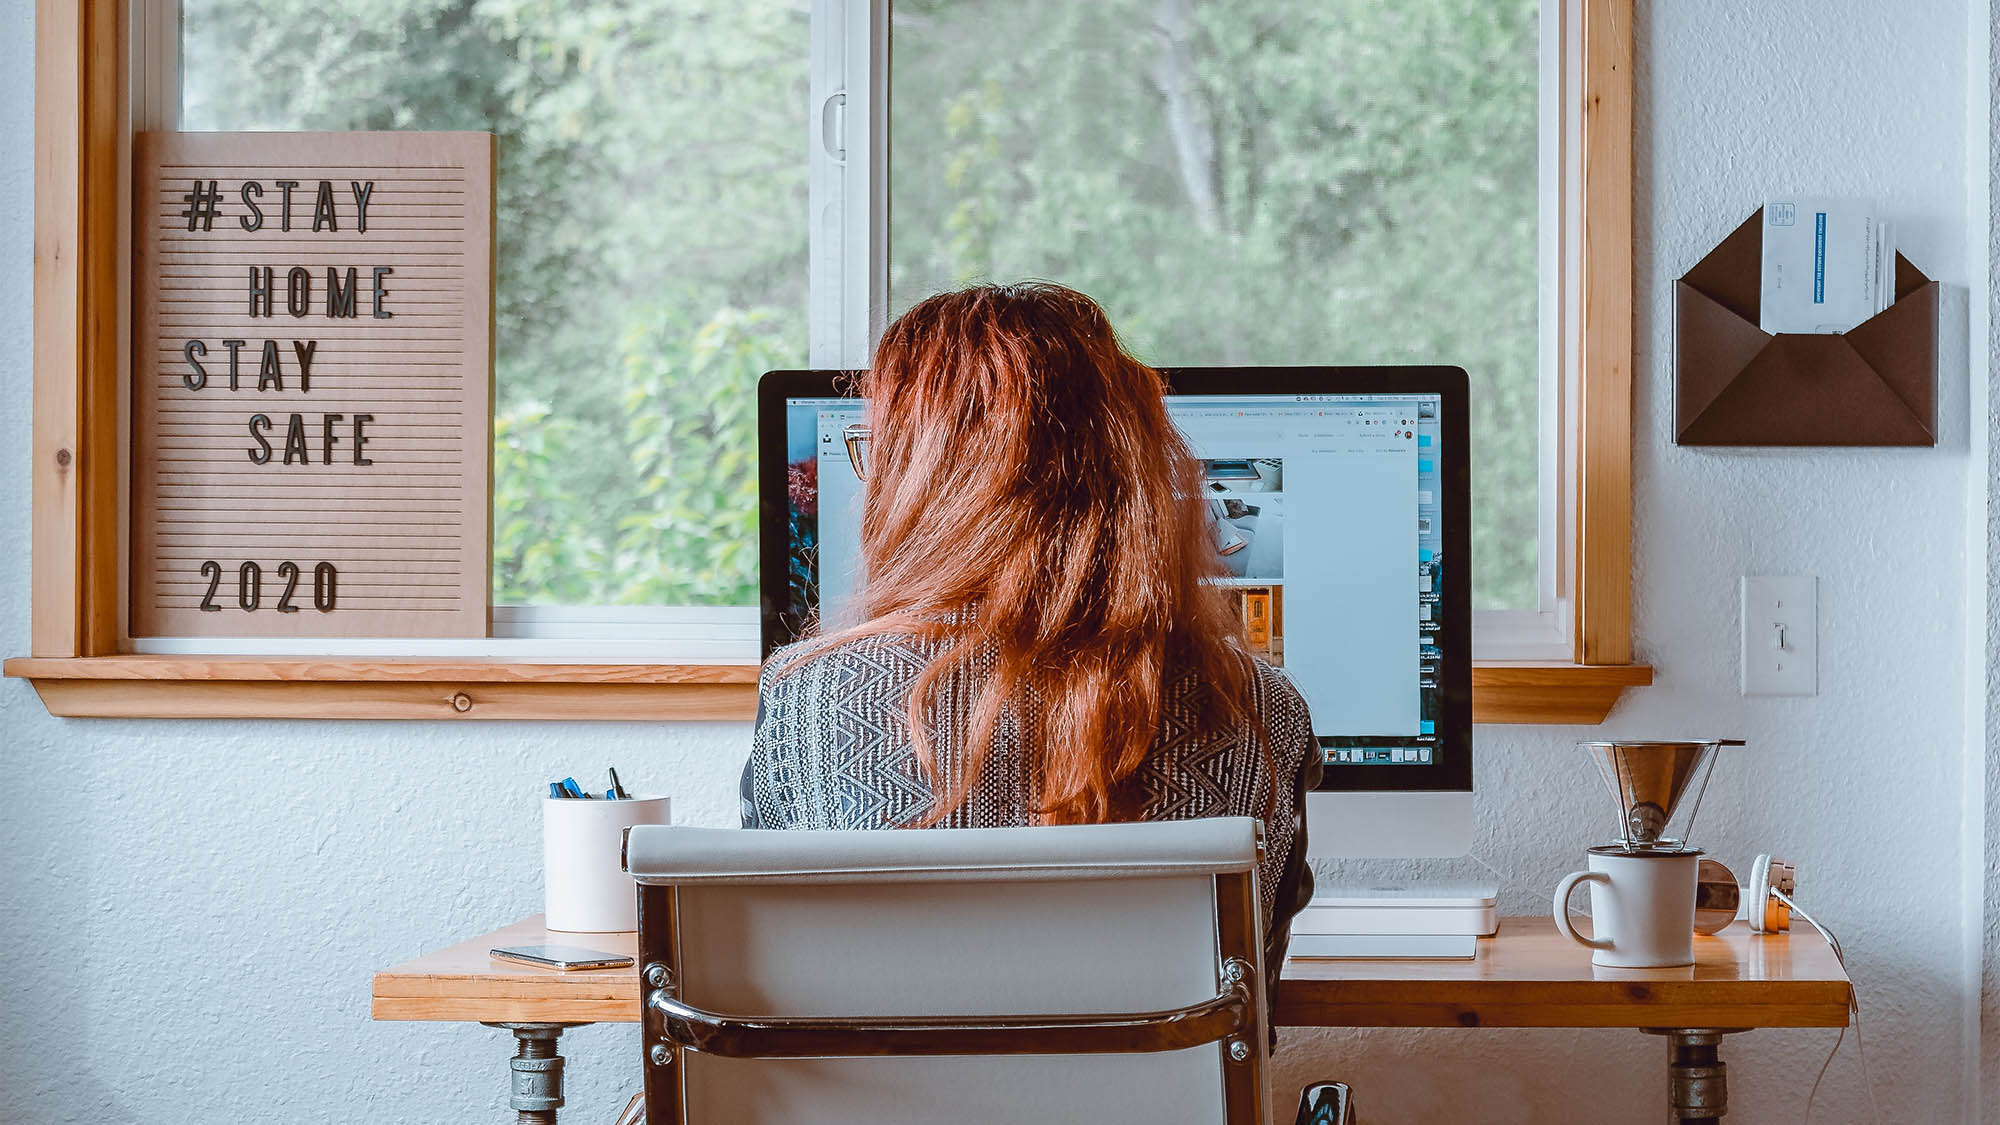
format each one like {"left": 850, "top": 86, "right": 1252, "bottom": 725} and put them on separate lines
{"left": 1675, "top": 208, "right": 1937, "bottom": 446}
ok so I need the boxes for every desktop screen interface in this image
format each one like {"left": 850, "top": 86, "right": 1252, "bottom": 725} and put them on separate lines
{"left": 778, "top": 393, "right": 1445, "bottom": 768}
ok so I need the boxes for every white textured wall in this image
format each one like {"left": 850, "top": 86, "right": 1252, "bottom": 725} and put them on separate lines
{"left": 0, "top": 0, "right": 1987, "bottom": 1122}
{"left": 1273, "top": 2, "right": 1981, "bottom": 1121}
{"left": 1981, "top": 0, "right": 1999, "bottom": 1118}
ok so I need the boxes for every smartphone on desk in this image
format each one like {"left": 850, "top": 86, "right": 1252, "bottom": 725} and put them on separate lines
{"left": 490, "top": 944, "right": 635, "bottom": 971}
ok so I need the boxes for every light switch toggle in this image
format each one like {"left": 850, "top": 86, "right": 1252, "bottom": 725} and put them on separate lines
{"left": 1742, "top": 576, "right": 1816, "bottom": 696}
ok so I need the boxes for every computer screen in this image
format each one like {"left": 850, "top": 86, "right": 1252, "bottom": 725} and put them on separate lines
{"left": 757, "top": 367, "right": 1471, "bottom": 794}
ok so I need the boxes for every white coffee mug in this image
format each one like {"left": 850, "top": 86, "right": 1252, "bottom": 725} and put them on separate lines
{"left": 543, "top": 795, "right": 671, "bottom": 932}
{"left": 1552, "top": 846, "right": 1702, "bottom": 968}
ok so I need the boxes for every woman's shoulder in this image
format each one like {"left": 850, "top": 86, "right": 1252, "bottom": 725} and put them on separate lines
{"left": 1162, "top": 652, "right": 1313, "bottom": 743}
{"left": 1245, "top": 655, "right": 1310, "bottom": 713}
{"left": 760, "top": 631, "right": 936, "bottom": 695}
{"left": 1243, "top": 656, "right": 1316, "bottom": 759}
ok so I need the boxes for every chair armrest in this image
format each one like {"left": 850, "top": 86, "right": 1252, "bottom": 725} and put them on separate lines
{"left": 648, "top": 975, "right": 1252, "bottom": 1059}
{"left": 646, "top": 958, "right": 1258, "bottom": 1059}
{"left": 1296, "top": 1082, "right": 1354, "bottom": 1125}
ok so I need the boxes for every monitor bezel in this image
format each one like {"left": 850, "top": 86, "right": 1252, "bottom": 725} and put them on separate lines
{"left": 757, "top": 365, "right": 1473, "bottom": 795}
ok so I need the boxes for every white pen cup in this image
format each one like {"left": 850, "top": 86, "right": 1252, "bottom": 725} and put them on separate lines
{"left": 543, "top": 794, "right": 671, "bottom": 933}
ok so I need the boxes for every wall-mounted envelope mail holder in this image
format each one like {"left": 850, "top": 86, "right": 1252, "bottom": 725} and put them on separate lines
{"left": 1676, "top": 208, "right": 1937, "bottom": 446}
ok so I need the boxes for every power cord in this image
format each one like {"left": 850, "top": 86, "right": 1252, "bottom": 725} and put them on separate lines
{"left": 1466, "top": 850, "right": 1510, "bottom": 887}
{"left": 1779, "top": 889, "right": 1880, "bottom": 1125}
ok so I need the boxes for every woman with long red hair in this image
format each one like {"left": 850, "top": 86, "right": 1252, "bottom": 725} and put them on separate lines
{"left": 744, "top": 283, "right": 1321, "bottom": 976}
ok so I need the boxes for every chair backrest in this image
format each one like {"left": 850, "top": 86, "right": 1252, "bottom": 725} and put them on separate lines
{"left": 625, "top": 819, "right": 1269, "bottom": 1125}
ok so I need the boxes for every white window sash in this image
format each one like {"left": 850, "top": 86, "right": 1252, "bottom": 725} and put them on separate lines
{"left": 1473, "top": 0, "right": 1577, "bottom": 662}
{"left": 131, "top": 605, "right": 761, "bottom": 662}
{"left": 809, "top": 0, "right": 889, "bottom": 368}
{"left": 132, "top": 2, "right": 180, "bottom": 130}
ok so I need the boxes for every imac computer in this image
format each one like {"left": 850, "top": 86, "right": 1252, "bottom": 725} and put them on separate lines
{"left": 757, "top": 367, "right": 1473, "bottom": 863}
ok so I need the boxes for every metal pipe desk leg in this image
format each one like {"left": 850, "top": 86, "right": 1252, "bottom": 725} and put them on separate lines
{"left": 482, "top": 1022, "right": 588, "bottom": 1125}
{"left": 1642, "top": 1028, "right": 1747, "bottom": 1123}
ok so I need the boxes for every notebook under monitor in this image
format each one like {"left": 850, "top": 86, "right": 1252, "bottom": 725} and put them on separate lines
{"left": 756, "top": 367, "right": 1471, "bottom": 795}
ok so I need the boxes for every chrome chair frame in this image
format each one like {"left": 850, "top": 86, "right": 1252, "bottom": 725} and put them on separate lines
{"left": 636, "top": 869, "right": 1274, "bottom": 1125}
{"left": 647, "top": 957, "right": 1254, "bottom": 1058}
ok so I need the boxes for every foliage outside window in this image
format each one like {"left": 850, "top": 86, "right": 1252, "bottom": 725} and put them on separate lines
{"left": 185, "top": 0, "right": 1539, "bottom": 613}
{"left": 184, "top": 0, "right": 809, "bottom": 607}
{"left": 890, "top": 0, "right": 1541, "bottom": 610}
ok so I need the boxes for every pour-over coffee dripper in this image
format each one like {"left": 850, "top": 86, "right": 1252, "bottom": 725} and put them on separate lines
{"left": 1555, "top": 740, "right": 1748, "bottom": 967}
{"left": 1580, "top": 739, "right": 1746, "bottom": 852}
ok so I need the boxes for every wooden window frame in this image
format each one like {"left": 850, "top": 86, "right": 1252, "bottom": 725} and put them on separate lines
{"left": 6, "top": 0, "right": 1649, "bottom": 723}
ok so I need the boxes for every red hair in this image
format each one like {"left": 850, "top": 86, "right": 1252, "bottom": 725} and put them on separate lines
{"left": 798, "top": 283, "right": 1267, "bottom": 825}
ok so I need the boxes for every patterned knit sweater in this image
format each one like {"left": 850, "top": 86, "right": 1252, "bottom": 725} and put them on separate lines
{"left": 740, "top": 633, "right": 1323, "bottom": 989}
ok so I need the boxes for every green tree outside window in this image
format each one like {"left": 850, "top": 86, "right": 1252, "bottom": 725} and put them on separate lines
{"left": 184, "top": 0, "right": 1537, "bottom": 611}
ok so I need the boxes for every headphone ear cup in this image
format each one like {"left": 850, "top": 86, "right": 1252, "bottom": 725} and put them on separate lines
{"left": 1747, "top": 853, "right": 1794, "bottom": 933}
{"left": 1694, "top": 858, "right": 1740, "bottom": 935}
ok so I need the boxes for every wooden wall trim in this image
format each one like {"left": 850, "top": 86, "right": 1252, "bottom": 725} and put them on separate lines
{"left": 1574, "top": 0, "right": 1636, "bottom": 666}
{"left": 22, "top": 677, "right": 759, "bottom": 722}
{"left": 30, "top": 0, "right": 122, "bottom": 658}
{"left": 5, "top": 657, "right": 758, "bottom": 720}
{"left": 30, "top": 0, "right": 84, "bottom": 656}
{"left": 1472, "top": 661, "right": 1651, "bottom": 725}
{"left": 5, "top": 658, "right": 1643, "bottom": 724}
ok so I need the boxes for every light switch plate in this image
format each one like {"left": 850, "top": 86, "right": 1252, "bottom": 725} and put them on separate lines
{"left": 1741, "top": 575, "right": 1817, "bottom": 696}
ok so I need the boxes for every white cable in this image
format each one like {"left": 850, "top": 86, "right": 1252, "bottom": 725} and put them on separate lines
{"left": 1466, "top": 850, "right": 1509, "bottom": 886}
{"left": 1777, "top": 889, "right": 1880, "bottom": 1125}
{"left": 1803, "top": 1025, "right": 1849, "bottom": 1124}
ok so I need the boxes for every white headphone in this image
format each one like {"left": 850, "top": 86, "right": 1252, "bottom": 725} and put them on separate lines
{"left": 1694, "top": 854, "right": 1796, "bottom": 934}
{"left": 1744, "top": 854, "right": 1796, "bottom": 933}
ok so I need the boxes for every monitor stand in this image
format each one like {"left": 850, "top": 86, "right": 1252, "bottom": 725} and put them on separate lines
{"left": 1308, "top": 790, "right": 1475, "bottom": 858}
{"left": 1295, "top": 791, "right": 1492, "bottom": 960}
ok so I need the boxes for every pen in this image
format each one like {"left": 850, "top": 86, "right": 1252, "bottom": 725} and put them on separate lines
{"left": 549, "top": 782, "right": 565, "bottom": 799}
{"left": 608, "top": 767, "right": 630, "bottom": 800}
{"left": 559, "top": 777, "right": 587, "bottom": 799}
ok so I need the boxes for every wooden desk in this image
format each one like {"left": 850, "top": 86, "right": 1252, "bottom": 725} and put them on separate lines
{"left": 374, "top": 916, "right": 1851, "bottom": 1124}
{"left": 1276, "top": 916, "right": 1851, "bottom": 1030}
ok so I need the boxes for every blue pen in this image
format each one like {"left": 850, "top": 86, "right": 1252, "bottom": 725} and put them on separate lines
{"left": 559, "top": 777, "right": 586, "bottom": 799}
{"left": 549, "top": 782, "right": 565, "bottom": 799}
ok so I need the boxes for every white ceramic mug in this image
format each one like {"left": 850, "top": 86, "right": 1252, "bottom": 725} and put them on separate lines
{"left": 543, "top": 795, "right": 671, "bottom": 932}
{"left": 1552, "top": 846, "right": 1702, "bottom": 968}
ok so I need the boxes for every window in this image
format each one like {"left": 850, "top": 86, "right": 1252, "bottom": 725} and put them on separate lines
{"left": 179, "top": 0, "right": 810, "bottom": 611}
{"left": 875, "top": 0, "right": 1599, "bottom": 665}
{"left": 887, "top": 0, "right": 1543, "bottom": 618}
{"left": 11, "top": 0, "right": 1646, "bottom": 722}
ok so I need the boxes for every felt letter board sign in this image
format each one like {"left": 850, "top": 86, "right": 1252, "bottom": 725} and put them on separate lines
{"left": 133, "top": 132, "right": 494, "bottom": 637}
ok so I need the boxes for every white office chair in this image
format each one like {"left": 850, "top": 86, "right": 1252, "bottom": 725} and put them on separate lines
{"left": 624, "top": 818, "right": 1353, "bottom": 1125}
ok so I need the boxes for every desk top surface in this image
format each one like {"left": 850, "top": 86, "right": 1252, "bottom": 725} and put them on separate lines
{"left": 372, "top": 916, "right": 1851, "bottom": 1030}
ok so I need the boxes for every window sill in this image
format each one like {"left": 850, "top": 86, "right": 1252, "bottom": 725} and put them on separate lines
{"left": 6, "top": 655, "right": 1649, "bottom": 725}
{"left": 2, "top": 656, "right": 759, "bottom": 721}
{"left": 1469, "top": 661, "right": 1654, "bottom": 724}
